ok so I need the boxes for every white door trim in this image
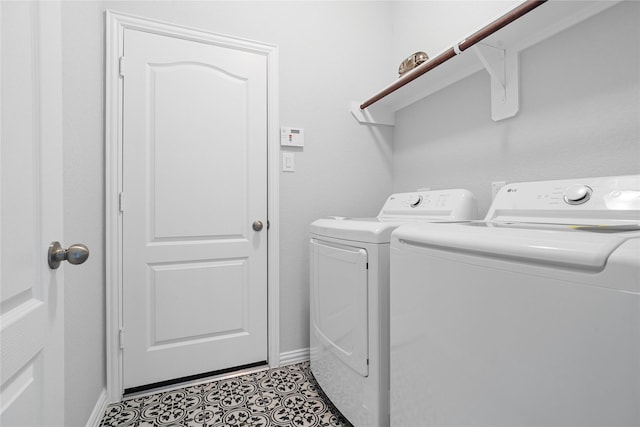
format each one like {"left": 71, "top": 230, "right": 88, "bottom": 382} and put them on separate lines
{"left": 105, "top": 10, "right": 280, "bottom": 403}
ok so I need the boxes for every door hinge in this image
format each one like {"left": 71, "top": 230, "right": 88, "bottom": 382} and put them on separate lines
{"left": 119, "top": 56, "right": 125, "bottom": 77}
{"left": 119, "top": 329, "right": 125, "bottom": 349}
{"left": 119, "top": 192, "right": 124, "bottom": 213}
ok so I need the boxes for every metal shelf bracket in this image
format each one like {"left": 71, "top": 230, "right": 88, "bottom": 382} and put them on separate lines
{"left": 472, "top": 43, "right": 519, "bottom": 121}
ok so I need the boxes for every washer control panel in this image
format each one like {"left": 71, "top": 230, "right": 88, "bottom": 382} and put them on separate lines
{"left": 487, "top": 175, "right": 640, "bottom": 223}
{"left": 563, "top": 184, "right": 593, "bottom": 205}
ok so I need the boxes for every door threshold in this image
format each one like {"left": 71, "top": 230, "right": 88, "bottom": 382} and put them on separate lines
{"left": 123, "top": 361, "right": 268, "bottom": 399}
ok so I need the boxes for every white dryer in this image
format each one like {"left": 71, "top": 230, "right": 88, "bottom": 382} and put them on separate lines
{"left": 390, "top": 175, "right": 640, "bottom": 427}
{"left": 310, "top": 189, "right": 478, "bottom": 427}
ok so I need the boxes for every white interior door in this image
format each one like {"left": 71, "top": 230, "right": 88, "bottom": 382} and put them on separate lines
{"left": 0, "top": 2, "right": 65, "bottom": 425}
{"left": 121, "top": 28, "right": 268, "bottom": 391}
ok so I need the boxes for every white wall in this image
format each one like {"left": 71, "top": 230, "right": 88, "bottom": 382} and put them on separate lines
{"left": 391, "top": 0, "right": 521, "bottom": 77}
{"left": 392, "top": 1, "right": 640, "bottom": 216}
{"left": 61, "top": 1, "right": 394, "bottom": 425}
{"left": 61, "top": 2, "right": 108, "bottom": 425}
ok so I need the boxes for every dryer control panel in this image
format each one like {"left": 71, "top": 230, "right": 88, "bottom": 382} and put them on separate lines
{"left": 487, "top": 174, "right": 640, "bottom": 224}
{"left": 378, "top": 189, "right": 479, "bottom": 221}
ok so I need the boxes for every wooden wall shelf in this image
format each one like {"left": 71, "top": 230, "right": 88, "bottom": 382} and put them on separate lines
{"left": 352, "top": 0, "right": 620, "bottom": 125}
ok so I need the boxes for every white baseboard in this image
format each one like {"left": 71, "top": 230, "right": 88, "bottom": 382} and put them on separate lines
{"left": 85, "top": 387, "right": 109, "bottom": 427}
{"left": 279, "top": 348, "right": 310, "bottom": 366}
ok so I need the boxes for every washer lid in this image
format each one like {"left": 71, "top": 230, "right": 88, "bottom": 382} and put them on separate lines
{"left": 392, "top": 221, "right": 640, "bottom": 270}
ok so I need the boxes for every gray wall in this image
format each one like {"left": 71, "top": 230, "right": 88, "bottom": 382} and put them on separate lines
{"left": 61, "top": 1, "right": 394, "bottom": 425}
{"left": 392, "top": 1, "right": 640, "bottom": 215}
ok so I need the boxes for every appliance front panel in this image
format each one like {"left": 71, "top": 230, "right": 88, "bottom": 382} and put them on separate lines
{"left": 390, "top": 243, "right": 639, "bottom": 427}
{"left": 310, "top": 238, "right": 369, "bottom": 377}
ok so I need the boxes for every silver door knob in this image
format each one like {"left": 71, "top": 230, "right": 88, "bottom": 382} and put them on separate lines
{"left": 252, "top": 220, "right": 264, "bottom": 232}
{"left": 48, "top": 241, "right": 90, "bottom": 269}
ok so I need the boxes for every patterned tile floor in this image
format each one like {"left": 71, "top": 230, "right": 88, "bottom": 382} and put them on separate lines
{"left": 100, "top": 362, "right": 352, "bottom": 427}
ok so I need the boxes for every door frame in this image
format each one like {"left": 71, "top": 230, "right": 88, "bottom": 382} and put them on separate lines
{"left": 105, "top": 10, "right": 280, "bottom": 403}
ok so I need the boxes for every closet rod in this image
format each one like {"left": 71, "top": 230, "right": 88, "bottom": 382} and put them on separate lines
{"left": 360, "top": 0, "right": 547, "bottom": 110}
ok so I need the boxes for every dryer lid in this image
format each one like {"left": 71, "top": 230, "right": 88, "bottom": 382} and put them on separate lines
{"left": 392, "top": 221, "right": 640, "bottom": 270}
{"left": 310, "top": 217, "right": 403, "bottom": 243}
{"left": 310, "top": 188, "right": 479, "bottom": 243}
{"left": 310, "top": 217, "right": 471, "bottom": 244}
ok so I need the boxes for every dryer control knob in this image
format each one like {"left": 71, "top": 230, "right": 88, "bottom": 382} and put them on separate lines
{"left": 408, "top": 195, "right": 423, "bottom": 207}
{"left": 563, "top": 184, "right": 593, "bottom": 205}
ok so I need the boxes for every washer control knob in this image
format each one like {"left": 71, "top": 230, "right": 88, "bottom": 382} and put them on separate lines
{"left": 563, "top": 184, "right": 593, "bottom": 205}
{"left": 408, "top": 195, "right": 423, "bottom": 208}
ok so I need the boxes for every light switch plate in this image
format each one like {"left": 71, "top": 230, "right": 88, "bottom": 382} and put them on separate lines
{"left": 280, "top": 127, "right": 304, "bottom": 147}
{"left": 282, "top": 152, "right": 295, "bottom": 172}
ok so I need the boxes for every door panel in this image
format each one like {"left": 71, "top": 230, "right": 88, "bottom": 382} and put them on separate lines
{"left": 150, "top": 259, "right": 247, "bottom": 345}
{"left": 0, "top": 1, "right": 64, "bottom": 425}
{"left": 122, "top": 29, "right": 267, "bottom": 390}
{"left": 150, "top": 62, "right": 247, "bottom": 240}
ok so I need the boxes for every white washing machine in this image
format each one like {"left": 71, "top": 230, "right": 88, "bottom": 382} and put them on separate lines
{"left": 390, "top": 175, "right": 640, "bottom": 427}
{"left": 310, "top": 189, "right": 478, "bottom": 427}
